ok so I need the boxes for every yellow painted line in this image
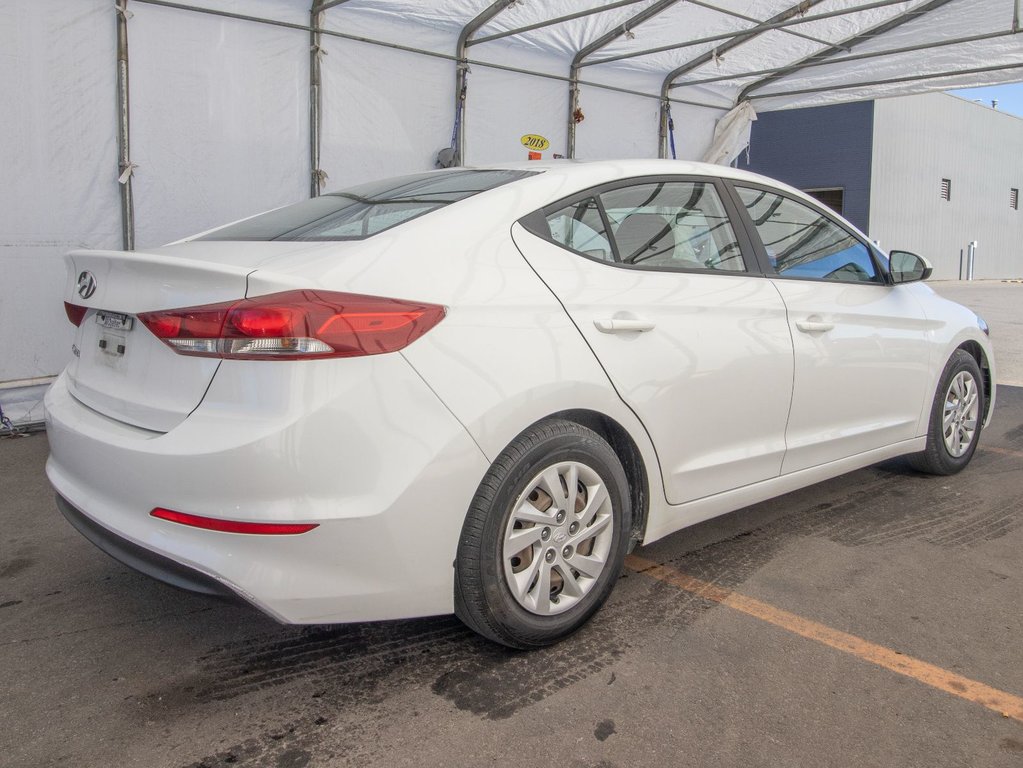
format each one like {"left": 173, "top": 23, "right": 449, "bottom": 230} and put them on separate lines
{"left": 980, "top": 445, "right": 1023, "bottom": 459}
{"left": 625, "top": 554, "right": 1023, "bottom": 723}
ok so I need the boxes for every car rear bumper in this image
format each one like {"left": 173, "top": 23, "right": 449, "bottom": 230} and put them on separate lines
{"left": 44, "top": 354, "right": 490, "bottom": 624}
{"left": 56, "top": 493, "right": 244, "bottom": 602}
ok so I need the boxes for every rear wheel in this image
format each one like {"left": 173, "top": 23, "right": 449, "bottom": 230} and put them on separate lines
{"left": 909, "top": 349, "right": 984, "bottom": 475}
{"left": 455, "top": 419, "right": 631, "bottom": 649}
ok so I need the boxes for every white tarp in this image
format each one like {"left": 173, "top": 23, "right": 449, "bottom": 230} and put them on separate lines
{"left": 1, "top": 0, "right": 1021, "bottom": 423}
{"left": 702, "top": 101, "right": 759, "bottom": 165}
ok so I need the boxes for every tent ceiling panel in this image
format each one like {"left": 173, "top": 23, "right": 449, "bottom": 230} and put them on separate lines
{"left": 588, "top": 0, "right": 843, "bottom": 70}
{"left": 472, "top": 0, "right": 666, "bottom": 55}
{"left": 332, "top": 0, "right": 1020, "bottom": 109}
{"left": 744, "top": 0, "right": 1023, "bottom": 107}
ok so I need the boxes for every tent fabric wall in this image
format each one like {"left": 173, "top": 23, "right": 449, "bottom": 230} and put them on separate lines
{"left": 0, "top": 1, "right": 121, "bottom": 412}
{"left": 130, "top": 1, "right": 310, "bottom": 247}
{"left": 464, "top": 43, "right": 572, "bottom": 164}
{"left": 319, "top": 8, "right": 454, "bottom": 187}
{"left": 2, "top": 0, "right": 1022, "bottom": 426}
{"left": 319, "top": 36, "right": 453, "bottom": 188}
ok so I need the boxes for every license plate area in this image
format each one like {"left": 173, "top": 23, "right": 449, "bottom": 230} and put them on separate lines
{"left": 95, "top": 311, "right": 134, "bottom": 331}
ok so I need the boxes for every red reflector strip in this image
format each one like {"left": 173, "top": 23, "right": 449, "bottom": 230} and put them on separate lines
{"left": 150, "top": 508, "right": 318, "bottom": 535}
{"left": 65, "top": 302, "right": 88, "bottom": 327}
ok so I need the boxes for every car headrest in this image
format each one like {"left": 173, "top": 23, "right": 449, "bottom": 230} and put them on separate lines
{"left": 614, "top": 213, "right": 675, "bottom": 264}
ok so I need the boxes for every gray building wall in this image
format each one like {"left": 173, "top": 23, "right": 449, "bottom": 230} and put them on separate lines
{"left": 738, "top": 101, "right": 874, "bottom": 233}
{"left": 869, "top": 93, "right": 1023, "bottom": 280}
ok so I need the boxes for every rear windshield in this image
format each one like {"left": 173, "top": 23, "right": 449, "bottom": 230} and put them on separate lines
{"left": 199, "top": 169, "right": 536, "bottom": 241}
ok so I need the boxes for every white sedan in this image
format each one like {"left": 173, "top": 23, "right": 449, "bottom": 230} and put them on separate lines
{"left": 46, "top": 160, "right": 994, "bottom": 648}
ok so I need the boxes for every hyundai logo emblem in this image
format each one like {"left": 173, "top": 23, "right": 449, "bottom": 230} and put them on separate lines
{"left": 77, "top": 271, "right": 97, "bottom": 300}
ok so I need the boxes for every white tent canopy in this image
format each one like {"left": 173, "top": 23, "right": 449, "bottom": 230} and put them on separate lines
{"left": 1, "top": 0, "right": 1021, "bottom": 424}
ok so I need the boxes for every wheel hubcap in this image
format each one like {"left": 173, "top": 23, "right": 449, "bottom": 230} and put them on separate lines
{"left": 942, "top": 370, "right": 979, "bottom": 458}
{"left": 503, "top": 461, "right": 614, "bottom": 616}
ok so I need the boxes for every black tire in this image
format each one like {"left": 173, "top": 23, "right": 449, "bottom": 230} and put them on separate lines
{"left": 454, "top": 419, "right": 631, "bottom": 649}
{"left": 908, "top": 349, "right": 985, "bottom": 475}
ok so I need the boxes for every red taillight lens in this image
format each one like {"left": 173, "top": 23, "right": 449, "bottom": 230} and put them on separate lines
{"left": 64, "top": 302, "right": 88, "bottom": 327}
{"left": 137, "top": 290, "right": 446, "bottom": 360}
{"left": 151, "top": 508, "right": 318, "bottom": 535}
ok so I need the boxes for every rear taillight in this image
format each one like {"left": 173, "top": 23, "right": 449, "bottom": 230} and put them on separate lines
{"left": 65, "top": 302, "right": 88, "bottom": 326}
{"left": 137, "top": 290, "right": 446, "bottom": 360}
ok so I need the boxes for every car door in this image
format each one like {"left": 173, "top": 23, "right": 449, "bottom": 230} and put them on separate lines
{"left": 729, "top": 184, "right": 934, "bottom": 474}
{"left": 512, "top": 177, "right": 793, "bottom": 505}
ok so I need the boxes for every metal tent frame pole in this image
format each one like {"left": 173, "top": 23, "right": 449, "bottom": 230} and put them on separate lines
{"left": 115, "top": 1, "right": 135, "bottom": 250}
{"left": 309, "top": 0, "right": 354, "bottom": 195}
{"left": 658, "top": 0, "right": 826, "bottom": 158}
{"left": 568, "top": 0, "right": 681, "bottom": 159}
{"left": 454, "top": 1, "right": 516, "bottom": 166}
{"left": 309, "top": 3, "right": 324, "bottom": 197}
{"left": 668, "top": 29, "right": 1019, "bottom": 90}
{"left": 737, "top": 0, "right": 958, "bottom": 103}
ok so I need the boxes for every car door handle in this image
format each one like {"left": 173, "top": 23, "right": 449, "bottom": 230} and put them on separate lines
{"left": 795, "top": 317, "right": 835, "bottom": 333}
{"left": 594, "top": 317, "right": 656, "bottom": 333}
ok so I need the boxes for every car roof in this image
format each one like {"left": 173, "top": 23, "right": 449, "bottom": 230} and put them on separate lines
{"left": 460, "top": 159, "right": 872, "bottom": 246}
{"left": 478, "top": 158, "right": 772, "bottom": 185}
{"left": 474, "top": 158, "right": 812, "bottom": 205}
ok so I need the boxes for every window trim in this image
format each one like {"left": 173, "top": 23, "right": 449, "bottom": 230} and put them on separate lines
{"left": 518, "top": 175, "right": 762, "bottom": 278}
{"left": 723, "top": 180, "right": 892, "bottom": 287}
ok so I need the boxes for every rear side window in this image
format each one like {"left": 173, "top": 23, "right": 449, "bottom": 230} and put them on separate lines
{"left": 540, "top": 180, "right": 745, "bottom": 272}
{"left": 735, "top": 187, "right": 880, "bottom": 283}
{"left": 600, "top": 182, "right": 744, "bottom": 271}
{"left": 546, "top": 197, "right": 614, "bottom": 261}
{"left": 200, "top": 169, "right": 535, "bottom": 241}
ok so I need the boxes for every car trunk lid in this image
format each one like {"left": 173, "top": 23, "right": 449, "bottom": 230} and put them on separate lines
{"left": 62, "top": 243, "right": 335, "bottom": 432}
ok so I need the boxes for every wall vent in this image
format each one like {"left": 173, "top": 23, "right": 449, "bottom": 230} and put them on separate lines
{"left": 940, "top": 178, "right": 951, "bottom": 201}
{"left": 1012, "top": 188, "right": 1019, "bottom": 211}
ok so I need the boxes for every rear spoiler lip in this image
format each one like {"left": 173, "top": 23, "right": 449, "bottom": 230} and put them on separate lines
{"left": 63, "top": 249, "right": 256, "bottom": 315}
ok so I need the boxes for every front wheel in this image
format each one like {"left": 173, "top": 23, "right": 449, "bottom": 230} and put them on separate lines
{"left": 454, "top": 419, "right": 631, "bottom": 649}
{"left": 909, "top": 349, "right": 985, "bottom": 475}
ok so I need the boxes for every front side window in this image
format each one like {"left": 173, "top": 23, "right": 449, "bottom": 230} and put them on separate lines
{"left": 600, "top": 181, "right": 745, "bottom": 271}
{"left": 735, "top": 187, "right": 880, "bottom": 283}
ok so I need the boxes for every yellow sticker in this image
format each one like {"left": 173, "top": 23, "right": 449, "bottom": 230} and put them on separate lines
{"left": 520, "top": 134, "right": 550, "bottom": 151}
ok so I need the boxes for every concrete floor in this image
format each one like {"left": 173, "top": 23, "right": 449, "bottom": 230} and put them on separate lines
{"left": 931, "top": 280, "right": 1023, "bottom": 386}
{"left": 2, "top": 281, "right": 1021, "bottom": 768}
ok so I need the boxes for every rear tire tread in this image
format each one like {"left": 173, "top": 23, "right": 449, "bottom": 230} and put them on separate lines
{"left": 454, "top": 419, "right": 630, "bottom": 649}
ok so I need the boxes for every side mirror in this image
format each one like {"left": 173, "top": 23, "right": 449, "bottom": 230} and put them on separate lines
{"left": 889, "top": 250, "right": 933, "bottom": 283}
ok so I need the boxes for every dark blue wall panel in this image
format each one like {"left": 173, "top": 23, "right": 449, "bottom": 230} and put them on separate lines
{"left": 737, "top": 101, "right": 874, "bottom": 233}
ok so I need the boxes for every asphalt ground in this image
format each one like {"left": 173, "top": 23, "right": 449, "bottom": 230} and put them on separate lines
{"left": 2, "top": 281, "right": 1022, "bottom": 768}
